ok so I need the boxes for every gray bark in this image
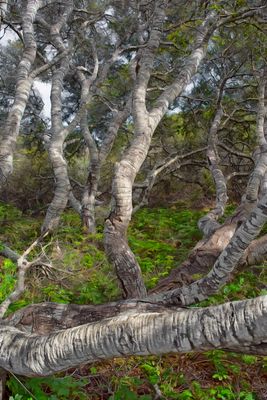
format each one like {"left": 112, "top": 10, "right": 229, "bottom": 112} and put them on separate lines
{"left": 78, "top": 50, "right": 132, "bottom": 233}
{"left": 68, "top": 191, "right": 82, "bottom": 215}
{"left": 81, "top": 101, "right": 132, "bottom": 233}
{"left": 105, "top": 0, "right": 167, "bottom": 299}
{"left": 152, "top": 188, "right": 267, "bottom": 306}
{"left": 0, "top": 296, "right": 266, "bottom": 377}
{"left": 198, "top": 106, "right": 227, "bottom": 237}
{"left": 76, "top": 61, "right": 100, "bottom": 234}
{"left": 152, "top": 74, "right": 267, "bottom": 295}
{"left": 81, "top": 125, "right": 99, "bottom": 234}
{"left": 240, "top": 68, "right": 267, "bottom": 216}
{"left": 0, "top": 0, "right": 8, "bottom": 31}
{"left": 41, "top": 2, "right": 73, "bottom": 232}
{"left": 1, "top": 0, "right": 266, "bottom": 382}
{"left": 105, "top": 4, "right": 218, "bottom": 299}
{"left": 0, "top": 0, "right": 41, "bottom": 188}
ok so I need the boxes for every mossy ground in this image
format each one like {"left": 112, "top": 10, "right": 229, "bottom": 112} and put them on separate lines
{"left": 0, "top": 202, "right": 266, "bottom": 399}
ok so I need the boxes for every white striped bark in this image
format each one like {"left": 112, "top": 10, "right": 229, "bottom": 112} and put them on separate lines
{"left": 105, "top": 4, "right": 218, "bottom": 298}
{"left": 0, "top": 0, "right": 41, "bottom": 188}
{"left": 42, "top": 57, "right": 71, "bottom": 232}
{"left": 41, "top": 2, "right": 73, "bottom": 232}
{"left": 105, "top": 0, "right": 167, "bottom": 299}
{"left": 80, "top": 112, "right": 99, "bottom": 233}
{"left": 68, "top": 191, "right": 82, "bottom": 215}
{"left": 198, "top": 106, "right": 227, "bottom": 237}
{"left": 260, "top": 170, "right": 267, "bottom": 198}
{"left": 77, "top": 45, "right": 132, "bottom": 233}
{"left": 0, "top": 296, "right": 266, "bottom": 377}
{"left": 151, "top": 76, "right": 267, "bottom": 295}
{"left": 81, "top": 102, "right": 132, "bottom": 233}
{"left": 241, "top": 68, "right": 267, "bottom": 215}
{"left": 76, "top": 63, "right": 100, "bottom": 234}
{"left": 153, "top": 190, "right": 267, "bottom": 306}
{"left": 3, "top": 225, "right": 267, "bottom": 333}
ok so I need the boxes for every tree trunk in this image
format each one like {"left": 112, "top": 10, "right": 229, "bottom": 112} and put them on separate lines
{"left": 42, "top": 140, "right": 71, "bottom": 232}
{"left": 42, "top": 57, "right": 71, "bottom": 232}
{"left": 81, "top": 97, "right": 132, "bottom": 233}
{"left": 41, "top": 3, "right": 73, "bottom": 232}
{"left": 0, "top": 0, "right": 41, "bottom": 188}
{"left": 82, "top": 158, "right": 100, "bottom": 234}
{"left": 104, "top": 4, "right": 217, "bottom": 299}
{"left": 0, "top": 296, "right": 266, "bottom": 377}
{"left": 198, "top": 106, "right": 227, "bottom": 237}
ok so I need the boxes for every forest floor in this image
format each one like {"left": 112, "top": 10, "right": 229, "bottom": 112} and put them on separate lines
{"left": 0, "top": 202, "right": 267, "bottom": 400}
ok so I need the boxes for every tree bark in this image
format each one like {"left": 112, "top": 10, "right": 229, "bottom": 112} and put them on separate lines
{"left": 198, "top": 106, "right": 227, "bottom": 237}
{"left": 42, "top": 57, "right": 72, "bottom": 232}
{"left": 151, "top": 189, "right": 267, "bottom": 306}
{"left": 238, "top": 68, "right": 267, "bottom": 217}
{"left": 0, "top": 0, "right": 8, "bottom": 31}
{"left": 41, "top": 2, "right": 73, "bottom": 232}
{"left": 79, "top": 69, "right": 132, "bottom": 233}
{"left": 0, "top": 296, "right": 266, "bottom": 377}
{"left": 133, "top": 148, "right": 206, "bottom": 214}
{"left": 104, "top": 4, "right": 218, "bottom": 299}
{"left": 104, "top": 0, "right": 167, "bottom": 299}
{"left": 0, "top": 0, "right": 41, "bottom": 188}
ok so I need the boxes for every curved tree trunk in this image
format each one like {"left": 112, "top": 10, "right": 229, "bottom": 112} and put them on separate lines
{"left": 41, "top": 2, "right": 73, "bottom": 232}
{"left": 42, "top": 57, "right": 71, "bottom": 232}
{"left": 104, "top": 0, "right": 167, "bottom": 299}
{"left": 0, "top": 0, "right": 41, "bottom": 188}
{"left": 198, "top": 106, "right": 227, "bottom": 237}
{"left": 81, "top": 99, "right": 133, "bottom": 233}
{"left": 151, "top": 189, "right": 267, "bottom": 306}
{"left": 105, "top": 3, "right": 218, "bottom": 299}
{"left": 236, "top": 68, "right": 267, "bottom": 218}
{"left": 154, "top": 65, "right": 267, "bottom": 293}
{"left": 0, "top": 296, "right": 266, "bottom": 377}
{"left": 43, "top": 136, "right": 71, "bottom": 232}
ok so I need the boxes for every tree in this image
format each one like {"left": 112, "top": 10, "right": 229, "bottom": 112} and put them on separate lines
{"left": 0, "top": 0, "right": 267, "bottom": 393}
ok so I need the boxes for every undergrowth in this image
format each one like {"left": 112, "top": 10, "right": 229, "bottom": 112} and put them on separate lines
{"left": 0, "top": 202, "right": 266, "bottom": 399}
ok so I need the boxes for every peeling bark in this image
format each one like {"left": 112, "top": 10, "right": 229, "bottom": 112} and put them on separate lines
{"left": 42, "top": 57, "right": 72, "bottom": 232}
{"left": 198, "top": 106, "right": 227, "bottom": 237}
{"left": 41, "top": 2, "right": 73, "bottom": 232}
{"left": 151, "top": 222, "right": 237, "bottom": 293}
{"left": 239, "top": 68, "right": 267, "bottom": 216}
{"left": 105, "top": 4, "right": 218, "bottom": 299}
{"left": 104, "top": 0, "right": 167, "bottom": 299}
{"left": 153, "top": 192, "right": 267, "bottom": 306}
{"left": 0, "top": 296, "right": 266, "bottom": 377}
{"left": 0, "top": 0, "right": 41, "bottom": 187}
{"left": 80, "top": 69, "right": 132, "bottom": 233}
